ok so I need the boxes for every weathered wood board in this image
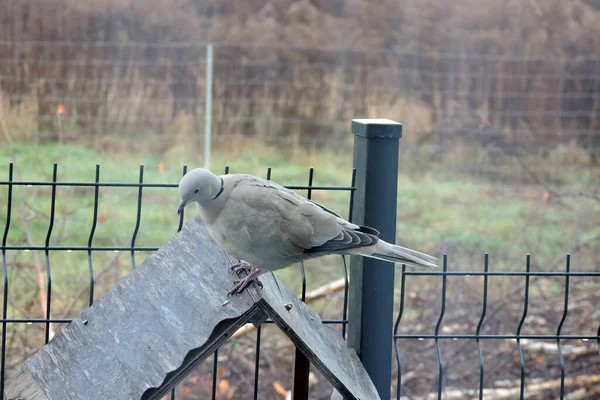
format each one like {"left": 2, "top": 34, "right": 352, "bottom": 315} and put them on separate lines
{"left": 6, "top": 219, "right": 258, "bottom": 400}
{"left": 5, "top": 218, "right": 379, "bottom": 400}
{"left": 248, "top": 275, "right": 379, "bottom": 400}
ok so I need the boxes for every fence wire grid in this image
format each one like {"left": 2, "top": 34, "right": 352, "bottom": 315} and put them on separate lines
{"left": 0, "top": 162, "right": 356, "bottom": 399}
{"left": 395, "top": 255, "right": 600, "bottom": 400}
{"left": 1, "top": 162, "right": 599, "bottom": 399}
{"left": 1, "top": 40, "right": 599, "bottom": 178}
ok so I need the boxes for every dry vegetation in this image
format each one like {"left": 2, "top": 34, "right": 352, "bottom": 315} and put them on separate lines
{"left": 1, "top": 0, "right": 600, "bottom": 163}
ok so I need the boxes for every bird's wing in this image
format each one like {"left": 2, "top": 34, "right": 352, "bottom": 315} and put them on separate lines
{"left": 226, "top": 177, "right": 378, "bottom": 255}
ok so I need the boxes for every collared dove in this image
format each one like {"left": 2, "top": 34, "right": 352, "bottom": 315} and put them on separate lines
{"left": 177, "top": 168, "right": 438, "bottom": 295}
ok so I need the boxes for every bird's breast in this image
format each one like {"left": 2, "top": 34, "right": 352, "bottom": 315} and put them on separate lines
{"left": 206, "top": 219, "right": 295, "bottom": 271}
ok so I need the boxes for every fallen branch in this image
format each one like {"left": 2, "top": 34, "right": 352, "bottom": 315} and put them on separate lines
{"left": 566, "top": 385, "right": 600, "bottom": 400}
{"left": 399, "top": 374, "right": 600, "bottom": 400}
{"left": 506, "top": 338, "right": 597, "bottom": 357}
{"left": 268, "top": 373, "right": 319, "bottom": 400}
{"left": 232, "top": 277, "right": 346, "bottom": 339}
{"left": 486, "top": 375, "right": 600, "bottom": 400}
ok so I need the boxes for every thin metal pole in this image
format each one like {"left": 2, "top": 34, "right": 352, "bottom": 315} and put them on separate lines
{"left": 1, "top": 163, "right": 14, "bottom": 397}
{"left": 204, "top": 43, "right": 213, "bottom": 170}
{"left": 516, "top": 255, "right": 531, "bottom": 400}
{"left": 348, "top": 118, "right": 402, "bottom": 399}
{"left": 291, "top": 169, "right": 314, "bottom": 399}
{"left": 434, "top": 255, "right": 448, "bottom": 400}
{"left": 476, "top": 254, "right": 489, "bottom": 400}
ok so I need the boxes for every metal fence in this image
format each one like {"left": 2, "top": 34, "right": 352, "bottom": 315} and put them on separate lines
{"left": 394, "top": 256, "right": 600, "bottom": 400}
{"left": 0, "top": 161, "right": 356, "bottom": 399}
{"left": 1, "top": 40, "right": 599, "bottom": 176}
{"left": 1, "top": 121, "right": 599, "bottom": 399}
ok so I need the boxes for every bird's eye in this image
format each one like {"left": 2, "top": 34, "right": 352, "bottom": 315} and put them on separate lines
{"left": 194, "top": 188, "right": 200, "bottom": 194}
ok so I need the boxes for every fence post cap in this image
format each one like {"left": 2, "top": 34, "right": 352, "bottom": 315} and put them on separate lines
{"left": 351, "top": 119, "right": 402, "bottom": 139}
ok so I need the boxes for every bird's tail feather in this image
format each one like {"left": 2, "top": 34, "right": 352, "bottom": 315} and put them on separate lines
{"left": 365, "top": 240, "right": 438, "bottom": 269}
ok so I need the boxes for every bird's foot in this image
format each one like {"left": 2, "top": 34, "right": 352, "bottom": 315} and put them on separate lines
{"left": 228, "top": 260, "right": 255, "bottom": 275}
{"left": 227, "top": 266, "right": 263, "bottom": 296}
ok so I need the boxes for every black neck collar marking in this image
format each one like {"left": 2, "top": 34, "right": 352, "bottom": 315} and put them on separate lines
{"left": 212, "top": 177, "right": 224, "bottom": 200}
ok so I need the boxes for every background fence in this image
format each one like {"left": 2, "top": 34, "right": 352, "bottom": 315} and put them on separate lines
{"left": 1, "top": 40, "right": 599, "bottom": 178}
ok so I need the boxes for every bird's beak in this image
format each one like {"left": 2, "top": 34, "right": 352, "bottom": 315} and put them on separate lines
{"left": 177, "top": 200, "right": 186, "bottom": 216}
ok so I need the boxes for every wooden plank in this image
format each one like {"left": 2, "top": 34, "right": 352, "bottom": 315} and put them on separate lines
{"left": 249, "top": 273, "right": 380, "bottom": 400}
{"left": 4, "top": 367, "right": 47, "bottom": 400}
{"left": 10, "top": 218, "right": 257, "bottom": 400}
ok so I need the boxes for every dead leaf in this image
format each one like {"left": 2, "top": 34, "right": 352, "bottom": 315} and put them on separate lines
{"left": 180, "top": 385, "right": 191, "bottom": 396}
{"left": 543, "top": 190, "right": 551, "bottom": 203}
{"left": 272, "top": 381, "right": 288, "bottom": 397}
{"left": 217, "top": 379, "right": 230, "bottom": 396}
{"left": 533, "top": 354, "right": 545, "bottom": 364}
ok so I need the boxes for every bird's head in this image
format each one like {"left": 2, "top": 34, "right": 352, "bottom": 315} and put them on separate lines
{"left": 177, "top": 168, "right": 223, "bottom": 215}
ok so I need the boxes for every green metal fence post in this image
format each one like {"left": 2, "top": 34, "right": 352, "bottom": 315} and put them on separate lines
{"left": 348, "top": 118, "right": 402, "bottom": 399}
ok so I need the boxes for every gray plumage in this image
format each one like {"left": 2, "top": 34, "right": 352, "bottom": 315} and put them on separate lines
{"left": 177, "top": 168, "right": 438, "bottom": 273}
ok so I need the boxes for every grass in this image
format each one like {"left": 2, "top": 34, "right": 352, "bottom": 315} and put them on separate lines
{"left": 1, "top": 138, "right": 598, "bottom": 290}
{"left": 0, "top": 136, "right": 598, "bottom": 383}
{"left": 0, "top": 139, "right": 355, "bottom": 316}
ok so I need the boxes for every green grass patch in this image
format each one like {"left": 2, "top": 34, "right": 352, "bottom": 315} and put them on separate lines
{"left": 0, "top": 140, "right": 598, "bottom": 320}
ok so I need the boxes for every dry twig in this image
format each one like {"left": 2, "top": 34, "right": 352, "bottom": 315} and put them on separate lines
{"left": 399, "top": 374, "right": 600, "bottom": 400}
{"left": 0, "top": 94, "right": 50, "bottom": 337}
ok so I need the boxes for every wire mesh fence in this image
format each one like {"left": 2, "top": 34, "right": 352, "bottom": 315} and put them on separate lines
{"left": 1, "top": 40, "right": 599, "bottom": 178}
{"left": 394, "top": 255, "right": 600, "bottom": 400}
{"left": 0, "top": 162, "right": 356, "bottom": 399}
{"left": 1, "top": 160, "right": 599, "bottom": 399}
